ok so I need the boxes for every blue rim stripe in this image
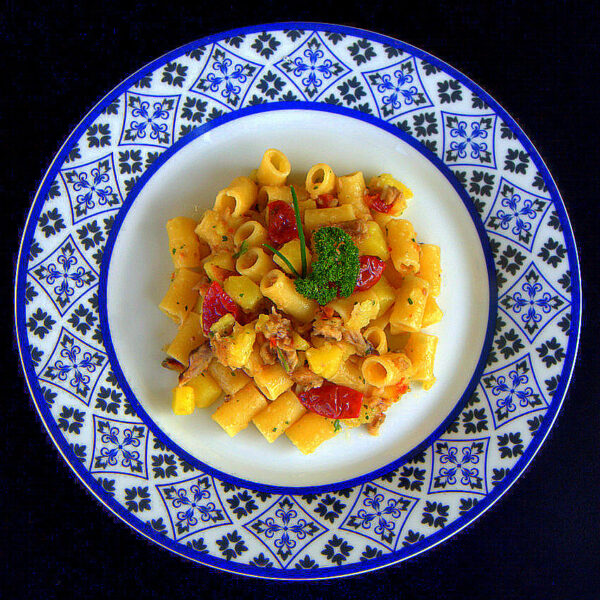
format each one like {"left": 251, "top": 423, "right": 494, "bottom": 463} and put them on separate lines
{"left": 97, "top": 101, "right": 498, "bottom": 494}
{"left": 13, "top": 22, "right": 582, "bottom": 580}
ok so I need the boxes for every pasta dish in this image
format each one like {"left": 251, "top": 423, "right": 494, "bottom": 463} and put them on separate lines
{"left": 159, "top": 149, "right": 442, "bottom": 454}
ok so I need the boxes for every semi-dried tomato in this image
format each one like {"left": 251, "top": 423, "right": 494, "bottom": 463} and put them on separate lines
{"left": 299, "top": 383, "right": 363, "bottom": 419}
{"left": 268, "top": 200, "right": 298, "bottom": 245}
{"left": 365, "top": 190, "right": 392, "bottom": 213}
{"left": 354, "top": 255, "right": 386, "bottom": 291}
{"left": 201, "top": 282, "right": 240, "bottom": 336}
{"left": 316, "top": 193, "right": 338, "bottom": 208}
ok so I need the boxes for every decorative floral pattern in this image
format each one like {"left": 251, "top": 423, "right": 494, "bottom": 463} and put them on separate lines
{"left": 38, "top": 328, "right": 107, "bottom": 404}
{"left": 120, "top": 92, "right": 180, "bottom": 148}
{"left": 429, "top": 439, "right": 490, "bottom": 494}
{"left": 60, "top": 153, "right": 123, "bottom": 223}
{"left": 276, "top": 33, "right": 349, "bottom": 100}
{"left": 442, "top": 112, "right": 497, "bottom": 167}
{"left": 340, "top": 484, "right": 418, "bottom": 550}
{"left": 157, "top": 475, "right": 231, "bottom": 540}
{"left": 90, "top": 415, "right": 149, "bottom": 478}
{"left": 363, "top": 56, "right": 432, "bottom": 119}
{"left": 15, "top": 25, "right": 579, "bottom": 579}
{"left": 245, "top": 496, "right": 327, "bottom": 567}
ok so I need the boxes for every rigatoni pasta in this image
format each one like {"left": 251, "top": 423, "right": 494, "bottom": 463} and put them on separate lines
{"left": 159, "top": 149, "right": 442, "bottom": 454}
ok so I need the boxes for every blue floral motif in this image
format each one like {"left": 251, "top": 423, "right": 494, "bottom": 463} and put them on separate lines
{"left": 90, "top": 415, "right": 148, "bottom": 478}
{"left": 363, "top": 56, "right": 432, "bottom": 119}
{"left": 38, "top": 328, "right": 107, "bottom": 404}
{"left": 60, "top": 154, "right": 123, "bottom": 223}
{"left": 158, "top": 475, "right": 229, "bottom": 540}
{"left": 29, "top": 236, "right": 97, "bottom": 315}
{"left": 120, "top": 92, "right": 180, "bottom": 148}
{"left": 245, "top": 496, "right": 327, "bottom": 567}
{"left": 482, "top": 355, "right": 546, "bottom": 428}
{"left": 191, "top": 45, "right": 263, "bottom": 108}
{"left": 442, "top": 112, "right": 497, "bottom": 167}
{"left": 340, "top": 484, "right": 418, "bottom": 550}
{"left": 499, "top": 264, "right": 567, "bottom": 341}
{"left": 430, "top": 439, "right": 490, "bottom": 495}
{"left": 486, "top": 179, "right": 550, "bottom": 250}
{"left": 276, "top": 33, "right": 348, "bottom": 100}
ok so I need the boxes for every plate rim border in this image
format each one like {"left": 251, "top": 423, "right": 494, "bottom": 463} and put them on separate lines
{"left": 13, "top": 21, "right": 582, "bottom": 580}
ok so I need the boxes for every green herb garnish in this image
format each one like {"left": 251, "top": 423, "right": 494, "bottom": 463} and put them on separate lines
{"left": 263, "top": 243, "right": 300, "bottom": 278}
{"left": 290, "top": 186, "right": 308, "bottom": 278}
{"left": 233, "top": 240, "right": 249, "bottom": 259}
{"left": 333, "top": 419, "right": 342, "bottom": 432}
{"left": 408, "top": 297, "right": 413, "bottom": 305}
{"left": 276, "top": 347, "right": 290, "bottom": 373}
{"left": 294, "top": 226, "right": 360, "bottom": 305}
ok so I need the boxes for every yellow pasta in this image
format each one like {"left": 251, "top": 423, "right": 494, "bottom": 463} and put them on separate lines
{"left": 186, "top": 371, "right": 222, "bottom": 408}
{"left": 253, "top": 363, "right": 293, "bottom": 401}
{"left": 203, "top": 251, "right": 235, "bottom": 282}
{"left": 233, "top": 220, "right": 268, "bottom": 249}
{"left": 159, "top": 268, "right": 203, "bottom": 324}
{"left": 355, "top": 221, "right": 390, "bottom": 260}
{"left": 389, "top": 275, "right": 430, "bottom": 333}
{"left": 166, "top": 312, "right": 204, "bottom": 364}
{"left": 337, "top": 171, "right": 369, "bottom": 216}
{"left": 194, "top": 210, "right": 234, "bottom": 251}
{"left": 223, "top": 275, "right": 263, "bottom": 313}
{"left": 418, "top": 244, "right": 442, "bottom": 297}
{"left": 214, "top": 176, "right": 258, "bottom": 218}
{"left": 387, "top": 219, "right": 420, "bottom": 275}
{"left": 207, "top": 360, "right": 250, "bottom": 395}
{"left": 161, "top": 154, "right": 442, "bottom": 452}
{"left": 252, "top": 390, "right": 306, "bottom": 442}
{"left": 363, "top": 326, "right": 388, "bottom": 355}
{"left": 361, "top": 353, "right": 412, "bottom": 387}
{"left": 257, "top": 149, "right": 291, "bottom": 186}
{"left": 272, "top": 239, "right": 312, "bottom": 275}
{"left": 422, "top": 296, "right": 443, "bottom": 328}
{"left": 166, "top": 217, "right": 208, "bottom": 269}
{"left": 212, "top": 382, "right": 268, "bottom": 437}
{"left": 403, "top": 332, "right": 438, "bottom": 385}
{"left": 305, "top": 163, "right": 336, "bottom": 197}
{"left": 286, "top": 412, "right": 339, "bottom": 454}
{"left": 236, "top": 247, "right": 276, "bottom": 283}
{"left": 260, "top": 270, "right": 317, "bottom": 323}
{"left": 303, "top": 205, "right": 356, "bottom": 233}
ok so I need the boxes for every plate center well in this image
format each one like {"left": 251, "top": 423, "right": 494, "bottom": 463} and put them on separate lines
{"left": 104, "top": 108, "right": 492, "bottom": 488}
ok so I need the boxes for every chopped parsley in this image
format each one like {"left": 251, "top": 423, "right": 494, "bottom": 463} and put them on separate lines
{"left": 233, "top": 240, "right": 249, "bottom": 259}
{"left": 333, "top": 419, "right": 342, "bottom": 432}
{"left": 408, "top": 297, "right": 413, "bottom": 305}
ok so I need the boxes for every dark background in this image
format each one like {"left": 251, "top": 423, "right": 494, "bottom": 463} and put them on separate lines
{"left": 3, "top": 1, "right": 599, "bottom": 598}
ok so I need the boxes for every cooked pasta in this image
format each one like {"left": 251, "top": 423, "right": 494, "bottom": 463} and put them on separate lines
{"left": 159, "top": 149, "right": 443, "bottom": 453}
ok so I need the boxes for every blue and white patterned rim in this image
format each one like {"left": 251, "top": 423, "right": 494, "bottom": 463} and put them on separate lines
{"left": 98, "top": 101, "right": 498, "bottom": 493}
{"left": 14, "top": 23, "right": 581, "bottom": 579}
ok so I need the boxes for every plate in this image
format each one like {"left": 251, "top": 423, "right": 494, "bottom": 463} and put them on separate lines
{"left": 15, "top": 23, "right": 581, "bottom": 579}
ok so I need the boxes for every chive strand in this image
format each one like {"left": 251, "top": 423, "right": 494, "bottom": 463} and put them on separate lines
{"left": 290, "top": 185, "right": 308, "bottom": 278}
{"left": 263, "top": 243, "right": 300, "bottom": 278}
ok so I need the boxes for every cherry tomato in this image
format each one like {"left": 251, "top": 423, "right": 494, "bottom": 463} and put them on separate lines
{"left": 365, "top": 191, "right": 392, "bottom": 213}
{"left": 299, "top": 383, "right": 363, "bottom": 419}
{"left": 316, "top": 193, "right": 338, "bottom": 208}
{"left": 268, "top": 200, "right": 298, "bottom": 245}
{"left": 354, "top": 255, "right": 386, "bottom": 291}
{"left": 201, "top": 282, "right": 240, "bottom": 336}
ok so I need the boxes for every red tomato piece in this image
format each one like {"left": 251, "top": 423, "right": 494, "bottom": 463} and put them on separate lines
{"left": 201, "top": 282, "right": 240, "bottom": 336}
{"left": 268, "top": 200, "right": 298, "bottom": 245}
{"left": 316, "top": 193, "right": 338, "bottom": 208}
{"left": 354, "top": 255, "right": 386, "bottom": 291}
{"left": 365, "top": 191, "right": 392, "bottom": 213}
{"left": 299, "top": 383, "right": 363, "bottom": 419}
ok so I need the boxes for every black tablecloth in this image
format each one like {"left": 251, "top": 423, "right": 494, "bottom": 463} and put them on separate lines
{"left": 3, "top": 2, "right": 598, "bottom": 598}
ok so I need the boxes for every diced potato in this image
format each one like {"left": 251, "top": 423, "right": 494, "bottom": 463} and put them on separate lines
{"left": 186, "top": 371, "right": 222, "bottom": 408}
{"left": 172, "top": 386, "right": 195, "bottom": 415}
{"left": 223, "top": 275, "right": 263, "bottom": 312}
{"left": 306, "top": 343, "right": 345, "bottom": 380}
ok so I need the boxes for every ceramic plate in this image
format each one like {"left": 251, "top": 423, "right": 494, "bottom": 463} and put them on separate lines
{"left": 15, "top": 23, "right": 581, "bottom": 579}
